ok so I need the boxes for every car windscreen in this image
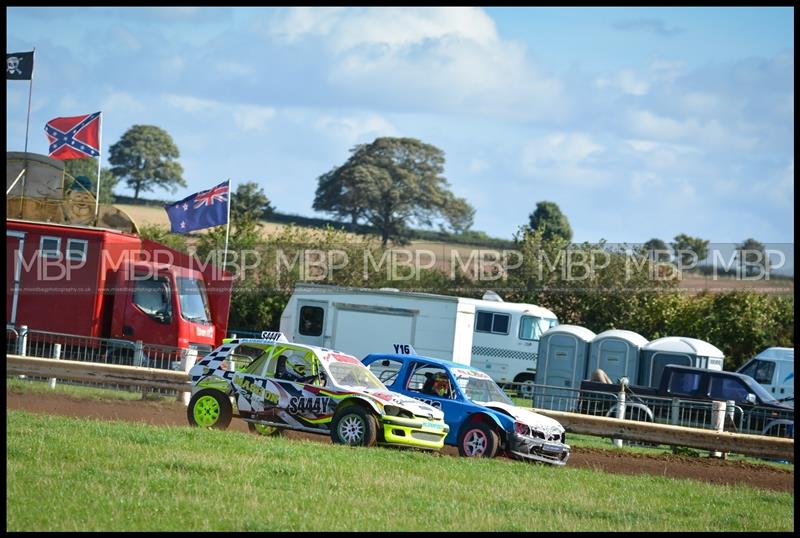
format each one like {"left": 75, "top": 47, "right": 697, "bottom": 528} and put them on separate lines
{"left": 742, "top": 375, "right": 780, "bottom": 404}
{"left": 456, "top": 375, "right": 513, "bottom": 406}
{"left": 177, "top": 277, "right": 211, "bottom": 323}
{"left": 326, "top": 361, "right": 385, "bottom": 391}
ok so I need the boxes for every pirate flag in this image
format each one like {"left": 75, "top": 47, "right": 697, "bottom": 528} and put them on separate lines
{"left": 7, "top": 51, "right": 34, "bottom": 80}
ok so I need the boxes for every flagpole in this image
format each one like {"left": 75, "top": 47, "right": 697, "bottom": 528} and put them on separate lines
{"left": 94, "top": 112, "right": 103, "bottom": 225}
{"left": 222, "top": 178, "right": 232, "bottom": 272}
{"left": 20, "top": 47, "right": 35, "bottom": 217}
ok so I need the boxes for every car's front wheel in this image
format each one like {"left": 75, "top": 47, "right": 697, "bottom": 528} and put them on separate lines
{"left": 458, "top": 422, "right": 500, "bottom": 458}
{"left": 187, "top": 389, "right": 232, "bottom": 430}
{"left": 330, "top": 405, "right": 378, "bottom": 447}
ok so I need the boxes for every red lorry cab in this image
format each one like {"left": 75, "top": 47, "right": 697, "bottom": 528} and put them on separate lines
{"left": 6, "top": 218, "right": 232, "bottom": 351}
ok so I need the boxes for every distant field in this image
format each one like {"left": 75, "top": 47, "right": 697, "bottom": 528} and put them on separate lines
{"left": 116, "top": 204, "right": 792, "bottom": 293}
{"left": 7, "top": 410, "right": 793, "bottom": 531}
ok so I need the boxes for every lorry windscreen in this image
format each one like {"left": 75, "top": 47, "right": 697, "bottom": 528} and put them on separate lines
{"left": 519, "top": 316, "right": 559, "bottom": 341}
{"left": 177, "top": 277, "right": 211, "bottom": 323}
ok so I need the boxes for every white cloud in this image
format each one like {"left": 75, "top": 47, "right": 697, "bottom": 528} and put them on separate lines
{"left": 467, "top": 157, "right": 489, "bottom": 175}
{"left": 314, "top": 113, "right": 397, "bottom": 145}
{"left": 164, "top": 93, "right": 276, "bottom": 131}
{"left": 753, "top": 160, "right": 794, "bottom": 208}
{"left": 596, "top": 69, "right": 648, "bottom": 95}
{"left": 233, "top": 105, "right": 276, "bottom": 131}
{"left": 522, "top": 132, "right": 604, "bottom": 165}
{"left": 625, "top": 109, "right": 757, "bottom": 150}
{"left": 520, "top": 132, "right": 608, "bottom": 186}
{"left": 594, "top": 60, "right": 686, "bottom": 96}
{"left": 163, "top": 94, "right": 219, "bottom": 113}
{"left": 267, "top": 7, "right": 567, "bottom": 122}
{"left": 269, "top": 7, "right": 498, "bottom": 52}
{"left": 630, "top": 171, "right": 663, "bottom": 198}
{"left": 101, "top": 91, "right": 145, "bottom": 114}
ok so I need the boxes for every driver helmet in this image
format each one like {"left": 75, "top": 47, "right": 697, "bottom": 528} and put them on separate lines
{"left": 284, "top": 355, "right": 311, "bottom": 382}
{"left": 432, "top": 372, "right": 450, "bottom": 397}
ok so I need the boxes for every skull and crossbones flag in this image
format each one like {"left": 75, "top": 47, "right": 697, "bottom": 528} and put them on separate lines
{"left": 6, "top": 51, "right": 34, "bottom": 80}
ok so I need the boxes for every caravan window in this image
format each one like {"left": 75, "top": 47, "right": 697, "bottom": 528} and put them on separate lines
{"left": 299, "top": 306, "right": 324, "bottom": 336}
{"left": 519, "top": 316, "right": 558, "bottom": 341}
{"left": 476, "top": 311, "right": 510, "bottom": 335}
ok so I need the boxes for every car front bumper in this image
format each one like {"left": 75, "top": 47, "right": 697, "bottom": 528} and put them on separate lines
{"left": 380, "top": 415, "right": 450, "bottom": 450}
{"left": 508, "top": 432, "right": 571, "bottom": 466}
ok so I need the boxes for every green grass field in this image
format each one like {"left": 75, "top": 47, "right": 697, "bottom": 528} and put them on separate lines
{"left": 6, "top": 410, "right": 793, "bottom": 532}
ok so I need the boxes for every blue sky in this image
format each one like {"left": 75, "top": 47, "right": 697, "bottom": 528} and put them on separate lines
{"left": 6, "top": 7, "right": 794, "bottom": 246}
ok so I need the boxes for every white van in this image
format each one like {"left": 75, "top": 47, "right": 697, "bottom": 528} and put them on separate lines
{"left": 736, "top": 347, "right": 794, "bottom": 402}
{"left": 279, "top": 283, "right": 559, "bottom": 387}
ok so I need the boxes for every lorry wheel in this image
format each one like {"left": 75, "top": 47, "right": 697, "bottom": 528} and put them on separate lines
{"left": 331, "top": 405, "right": 378, "bottom": 447}
{"left": 458, "top": 423, "right": 500, "bottom": 458}
{"left": 187, "top": 389, "right": 232, "bottom": 430}
{"left": 514, "top": 374, "right": 536, "bottom": 398}
{"left": 248, "top": 423, "right": 283, "bottom": 437}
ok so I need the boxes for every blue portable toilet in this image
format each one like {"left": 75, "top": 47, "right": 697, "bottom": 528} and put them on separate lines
{"left": 534, "top": 325, "right": 596, "bottom": 410}
{"left": 639, "top": 336, "right": 725, "bottom": 388}
{"left": 588, "top": 329, "right": 648, "bottom": 384}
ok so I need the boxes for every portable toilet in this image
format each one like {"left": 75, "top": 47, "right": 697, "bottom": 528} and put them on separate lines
{"left": 534, "top": 325, "right": 596, "bottom": 411}
{"left": 588, "top": 329, "right": 648, "bottom": 384}
{"left": 639, "top": 336, "right": 725, "bottom": 388}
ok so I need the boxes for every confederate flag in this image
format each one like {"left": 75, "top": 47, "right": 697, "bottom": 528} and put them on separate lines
{"left": 44, "top": 111, "right": 101, "bottom": 160}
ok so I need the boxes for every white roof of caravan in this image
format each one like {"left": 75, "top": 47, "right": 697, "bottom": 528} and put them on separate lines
{"left": 754, "top": 347, "right": 794, "bottom": 361}
{"left": 644, "top": 336, "right": 724, "bottom": 358}
{"left": 459, "top": 297, "right": 557, "bottom": 319}
{"left": 542, "top": 324, "right": 596, "bottom": 342}
{"left": 293, "top": 283, "right": 558, "bottom": 318}
{"left": 593, "top": 329, "right": 648, "bottom": 346}
{"left": 292, "top": 282, "right": 461, "bottom": 302}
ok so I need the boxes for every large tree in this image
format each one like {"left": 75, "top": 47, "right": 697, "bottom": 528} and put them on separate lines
{"left": 108, "top": 125, "right": 186, "bottom": 199}
{"left": 63, "top": 157, "right": 118, "bottom": 204}
{"left": 735, "top": 238, "right": 770, "bottom": 276}
{"left": 671, "top": 233, "right": 709, "bottom": 268}
{"left": 528, "top": 201, "right": 573, "bottom": 242}
{"left": 640, "top": 238, "right": 671, "bottom": 262}
{"left": 313, "top": 137, "right": 475, "bottom": 246}
{"left": 232, "top": 181, "right": 274, "bottom": 221}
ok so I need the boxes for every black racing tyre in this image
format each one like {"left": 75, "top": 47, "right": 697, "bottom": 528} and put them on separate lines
{"left": 330, "top": 405, "right": 378, "bottom": 447}
{"left": 187, "top": 389, "right": 232, "bottom": 430}
{"left": 458, "top": 422, "right": 500, "bottom": 458}
{"left": 248, "top": 422, "right": 284, "bottom": 437}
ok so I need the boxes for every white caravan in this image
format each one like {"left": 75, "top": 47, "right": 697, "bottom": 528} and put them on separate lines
{"left": 736, "top": 347, "right": 794, "bottom": 402}
{"left": 279, "top": 283, "right": 559, "bottom": 387}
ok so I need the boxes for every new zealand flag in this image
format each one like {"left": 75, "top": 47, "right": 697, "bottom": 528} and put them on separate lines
{"left": 165, "top": 180, "right": 230, "bottom": 233}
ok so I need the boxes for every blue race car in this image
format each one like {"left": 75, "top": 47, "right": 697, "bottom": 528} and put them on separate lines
{"left": 362, "top": 352, "right": 571, "bottom": 466}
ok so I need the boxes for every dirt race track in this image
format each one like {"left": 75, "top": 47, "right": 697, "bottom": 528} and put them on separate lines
{"left": 7, "top": 390, "right": 794, "bottom": 494}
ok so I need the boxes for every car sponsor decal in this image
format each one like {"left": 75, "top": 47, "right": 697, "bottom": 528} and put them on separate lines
{"left": 410, "top": 396, "right": 442, "bottom": 409}
{"left": 325, "top": 352, "right": 361, "bottom": 364}
{"left": 452, "top": 367, "right": 491, "bottom": 380}
{"left": 288, "top": 396, "right": 332, "bottom": 414}
{"left": 233, "top": 374, "right": 279, "bottom": 405}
